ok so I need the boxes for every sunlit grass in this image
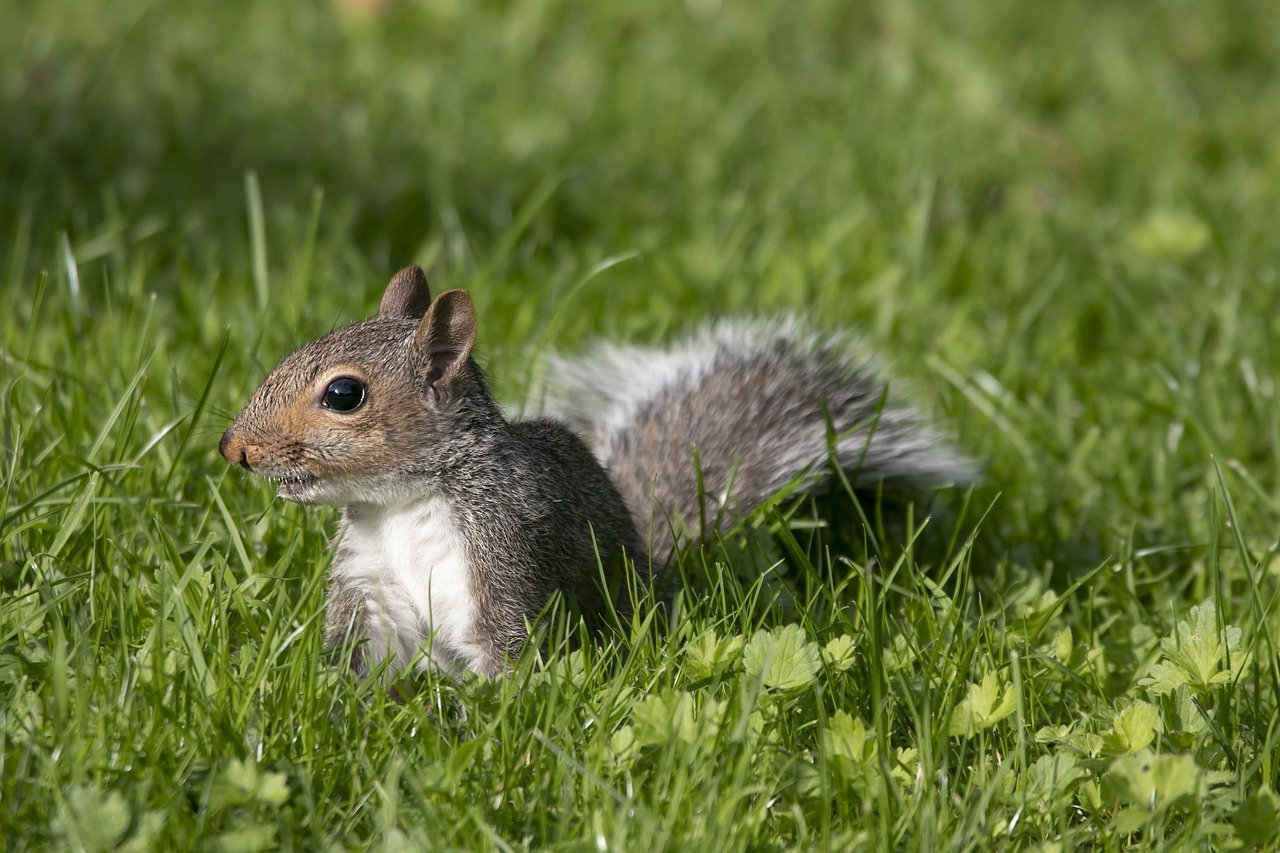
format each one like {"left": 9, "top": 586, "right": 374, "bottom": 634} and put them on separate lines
{"left": 3, "top": 0, "right": 1280, "bottom": 848}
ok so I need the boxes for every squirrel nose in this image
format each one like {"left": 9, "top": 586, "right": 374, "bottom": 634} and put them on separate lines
{"left": 219, "top": 429, "right": 256, "bottom": 471}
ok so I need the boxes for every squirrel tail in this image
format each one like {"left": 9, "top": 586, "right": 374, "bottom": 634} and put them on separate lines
{"left": 538, "top": 317, "right": 977, "bottom": 564}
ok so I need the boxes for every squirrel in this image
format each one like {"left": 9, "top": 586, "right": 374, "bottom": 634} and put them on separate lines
{"left": 219, "top": 266, "right": 974, "bottom": 679}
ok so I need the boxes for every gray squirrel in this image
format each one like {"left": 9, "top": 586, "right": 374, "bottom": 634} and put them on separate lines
{"left": 219, "top": 266, "right": 974, "bottom": 679}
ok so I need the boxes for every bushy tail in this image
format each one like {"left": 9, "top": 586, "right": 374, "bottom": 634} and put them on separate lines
{"left": 539, "top": 318, "right": 976, "bottom": 564}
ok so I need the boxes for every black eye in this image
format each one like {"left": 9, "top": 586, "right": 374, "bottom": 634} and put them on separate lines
{"left": 323, "top": 377, "right": 366, "bottom": 412}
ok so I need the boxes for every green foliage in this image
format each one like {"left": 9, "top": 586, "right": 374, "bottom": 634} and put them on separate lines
{"left": 210, "top": 759, "right": 291, "bottom": 812}
{"left": 1101, "top": 701, "right": 1160, "bottom": 756}
{"left": 684, "top": 628, "right": 745, "bottom": 680}
{"left": 742, "top": 624, "right": 822, "bottom": 696}
{"left": 3, "top": 0, "right": 1280, "bottom": 848}
{"left": 54, "top": 786, "right": 132, "bottom": 852}
{"left": 948, "top": 671, "right": 1017, "bottom": 737}
{"left": 1141, "top": 599, "right": 1249, "bottom": 696}
{"left": 1232, "top": 786, "right": 1280, "bottom": 849}
{"left": 1127, "top": 210, "right": 1212, "bottom": 262}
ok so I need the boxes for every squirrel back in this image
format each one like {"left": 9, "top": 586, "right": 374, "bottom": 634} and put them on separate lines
{"left": 541, "top": 317, "right": 976, "bottom": 564}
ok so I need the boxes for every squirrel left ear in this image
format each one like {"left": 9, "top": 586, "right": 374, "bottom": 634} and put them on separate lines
{"left": 414, "top": 290, "right": 476, "bottom": 397}
{"left": 379, "top": 266, "right": 433, "bottom": 320}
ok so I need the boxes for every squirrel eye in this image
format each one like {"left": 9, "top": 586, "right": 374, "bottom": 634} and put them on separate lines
{"left": 322, "top": 377, "right": 366, "bottom": 412}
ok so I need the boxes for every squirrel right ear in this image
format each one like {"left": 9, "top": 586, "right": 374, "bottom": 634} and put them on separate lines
{"left": 414, "top": 289, "right": 477, "bottom": 398}
{"left": 379, "top": 266, "right": 433, "bottom": 320}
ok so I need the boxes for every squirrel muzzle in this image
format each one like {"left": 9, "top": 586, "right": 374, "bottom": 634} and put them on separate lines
{"left": 219, "top": 428, "right": 256, "bottom": 471}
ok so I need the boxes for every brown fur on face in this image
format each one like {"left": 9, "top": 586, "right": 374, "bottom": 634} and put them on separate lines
{"left": 221, "top": 319, "right": 419, "bottom": 503}
{"left": 220, "top": 302, "right": 491, "bottom": 506}
{"left": 220, "top": 268, "right": 489, "bottom": 506}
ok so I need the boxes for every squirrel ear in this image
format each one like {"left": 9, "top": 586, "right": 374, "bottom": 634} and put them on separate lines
{"left": 379, "top": 266, "right": 433, "bottom": 320}
{"left": 414, "top": 289, "right": 477, "bottom": 396}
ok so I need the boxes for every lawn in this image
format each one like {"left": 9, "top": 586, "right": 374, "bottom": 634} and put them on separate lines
{"left": 3, "top": 0, "right": 1280, "bottom": 848}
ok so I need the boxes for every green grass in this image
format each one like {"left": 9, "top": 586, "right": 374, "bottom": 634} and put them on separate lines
{"left": 4, "top": 0, "right": 1280, "bottom": 848}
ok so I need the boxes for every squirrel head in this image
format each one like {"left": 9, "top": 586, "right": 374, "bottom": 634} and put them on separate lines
{"left": 219, "top": 267, "right": 486, "bottom": 506}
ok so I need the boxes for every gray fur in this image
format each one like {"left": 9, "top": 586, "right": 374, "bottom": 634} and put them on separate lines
{"left": 541, "top": 317, "right": 977, "bottom": 564}
{"left": 224, "top": 290, "right": 972, "bottom": 679}
{"left": 326, "top": 375, "right": 648, "bottom": 675}
{"left": 223, "top": 308, "right": 645, "bottom": 677}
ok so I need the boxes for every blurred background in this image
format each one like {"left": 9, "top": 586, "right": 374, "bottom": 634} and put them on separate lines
{"left": 5, "top": 2, "right": 1280, "bottom": 846}
{"left": 3, "top": 0, "right": 1280, "bottom": 581}
{"left": 8, "top": 0, "right": 1276, "bottom": 293}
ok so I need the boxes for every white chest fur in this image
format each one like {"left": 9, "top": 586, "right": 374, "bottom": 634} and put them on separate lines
{"left": 335, "top": 494, "right": 481, "bottom": 675}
